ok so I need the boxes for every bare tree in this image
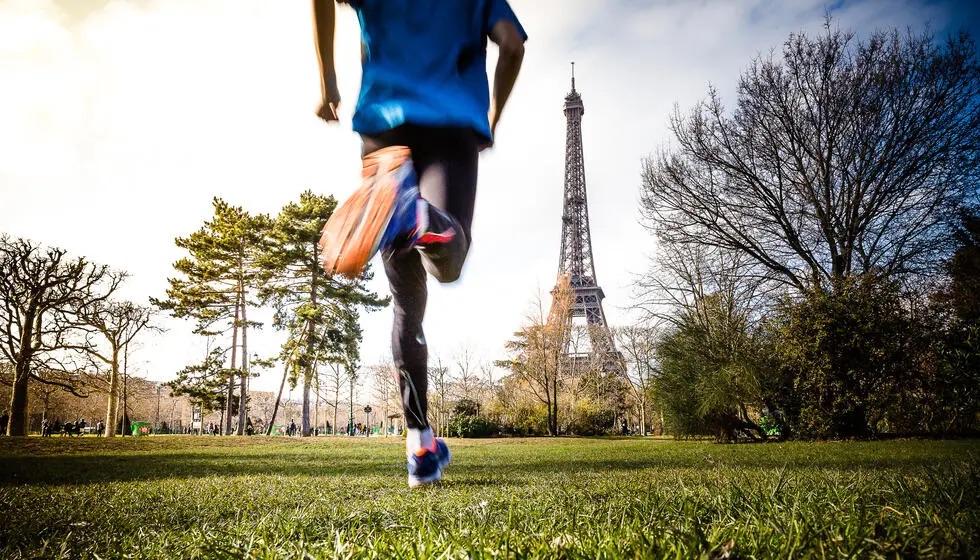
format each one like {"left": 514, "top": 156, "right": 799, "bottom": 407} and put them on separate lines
{"left": 614, "top": 325, "right": 659, "bottom": 435}
{"left": 324, "top": 362, "right": 344, "bottom": 434}
{"left": 478, "top": 361, "right": 500, "bottom": 417}
{"left": 499, "top": 276, "right": 574, "bottom": 436}
{"left": 77, "top": 301, "right": 155, "bottom": 436}
{"left": 370, "top": 358, "right": 398, "bottom": 435}
{"left": 0, "top": 236, "right": 122, "bottom": 436}
{"left": 452, "top": 346, "right": 480, "bottom": 404}
{"left": 641, "top": 25, "right": 980, "bottom": 294}
{"left": 636, "top": 240, "right": 772, "bottom": 440}
{"left": 429, "top": 356, "right": 451, "bottom": 437}
{"left": 249, "top": 390, "right": 278, "bottom": 433}
{"left": 636, "top": 241, "right": 772, "bottom": 330}
{"left": 563, "top": 324, "right": 607, "bottom": 402}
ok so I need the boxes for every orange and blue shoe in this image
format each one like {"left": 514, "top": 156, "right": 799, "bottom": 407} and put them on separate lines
{"left": 407, "top": 438, "right": 451, "bottom": 488}
{"left": 318, "top": 146, "right": 425, "bottom": 278}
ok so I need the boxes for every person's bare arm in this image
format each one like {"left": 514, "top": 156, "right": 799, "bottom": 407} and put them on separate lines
{"left": 487, "top": 19, "right": 525, "bottom": 141}
{"left": 312, "top": 0, "right": 340, "bottom": 122}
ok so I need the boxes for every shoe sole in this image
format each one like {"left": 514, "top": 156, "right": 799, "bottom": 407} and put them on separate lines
{"left": 318, "top": 146, "right": 411, "bottom": 278}
{"left": 408, "top": 467, "right": 443, "bottom": 488}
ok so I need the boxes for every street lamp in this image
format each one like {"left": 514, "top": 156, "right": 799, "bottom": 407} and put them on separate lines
{"left": 363, "top": 405, "right": 372, "bottom": 437}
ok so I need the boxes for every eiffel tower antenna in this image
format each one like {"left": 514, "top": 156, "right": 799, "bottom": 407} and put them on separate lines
{"left": 554, "top": 64, "right": 617, "bottom": 363}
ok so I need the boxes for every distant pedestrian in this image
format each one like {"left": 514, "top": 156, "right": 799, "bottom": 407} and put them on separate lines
{"left": 96, "top": 420, "right": 105, "bottom": 436}
{"left": 41, "top": 418, "right": 50, "bottom": 437}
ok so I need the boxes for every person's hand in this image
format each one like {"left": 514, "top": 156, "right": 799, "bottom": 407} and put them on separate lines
{"left": 317, "top": 74, "right": 341, "bottom": 123}
{"left": 317, "top": 99, "right": 340, "bottom": 122}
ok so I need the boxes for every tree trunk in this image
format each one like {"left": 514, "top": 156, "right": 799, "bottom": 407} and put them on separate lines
{"left": 8, "top": 309, "right": 37, "bottom": 437}
{"left": 120, "top": 343, "right": 129, "bottom": 437}
{"left": 237, "top": 298, "right": 249, "bottom": 436}
{"left": 7, "top": 360, "right": 30, "bottom": 436}
{"left": 42, "top": 389, "right": 51, "bottom": 424}
{"left": 302, "top": 315, "right": 315, "bottom": 436}
{"left": 301, "top": 378, "right": 312, "bottom": 437}
{"left": 549, "top": 372, "right": 559, "bottom": 436}
{"left": 225, "top": 302, "right": 240, "bottom": 435}
{"left": 640, "top": 400, "right": 647, "bottom": 437}
{"left": 383, "top": 389, "right": 389, "bottom": 437}
{"left": 552, "top": 400, "right": 558, "bottom": 436}
{"left": 303, "top": 244, "right": 319, "bottom": 437}
{"left": 348, "top": 373, "right": 355, "bottom": 435}
{"left": 314, "top": 383, "right": 319, "bottom": 435}
{"left": 333, "top": 383, "right": 339, "bottom": 435}
{"left": 105, "top": 348, "right": 120, "bottom": 437}
{"left": 155, "top": 385, "right": 161, "bottom": 430}
{"left": 266, "top": 358, "right": 289, "bottom": 435}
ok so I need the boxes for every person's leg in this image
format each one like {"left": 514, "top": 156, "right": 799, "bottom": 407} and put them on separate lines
{"left": 383, "top": 248, "right": 429, "bottom": 432}
{"left": 360, "top": 128, "right": 433, "bottom": 446}
{"left": 359, "top": 126, "right": 475, "bottom": 484}
{"left": 368, "top": 127, "right": 478, "bottom": 436}
{"left": 410, "top": 128, "right": 480, "bottom": 283}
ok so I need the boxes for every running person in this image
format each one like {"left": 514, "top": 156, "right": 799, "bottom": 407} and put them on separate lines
{"left": 312, "top": 0, "right": 526, "bottom": 487}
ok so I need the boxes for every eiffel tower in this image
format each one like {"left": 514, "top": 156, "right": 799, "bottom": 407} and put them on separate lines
{"left": 554, "top": 64, "right": 618, "bottom": 365}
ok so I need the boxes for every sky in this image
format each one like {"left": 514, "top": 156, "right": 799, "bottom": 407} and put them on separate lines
{"left": 1, "top": 0, "right": 977, "bottom": 400}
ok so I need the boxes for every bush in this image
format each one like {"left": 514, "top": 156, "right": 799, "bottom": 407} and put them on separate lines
{"left": 769, "top": 276, "right": 919, "bottom": 438}
{"left": 499, "top": 403, "right": 549, "bottom": 436}
{"left": 452, "top": 398, "right": 480, "bottom": 418}
{"left": 448, "top": 414, "right": 500, "bottom": 438}
{"left": 654, "top": 293, "right": 768, "bottom": 441}
{"left": 567, "top": 399, "right": 615, "bottom": 435}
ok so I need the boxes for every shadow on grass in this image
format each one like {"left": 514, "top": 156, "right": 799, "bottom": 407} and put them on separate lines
{"left": 1, "top": 445, "right": 970, "bottom": 487}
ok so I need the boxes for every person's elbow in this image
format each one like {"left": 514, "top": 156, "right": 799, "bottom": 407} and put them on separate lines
{"left": 501, "top": 39, "right": 524, "bottom": 63}
{"left": 492, "top": 21, "right": 525, "bottom": 63}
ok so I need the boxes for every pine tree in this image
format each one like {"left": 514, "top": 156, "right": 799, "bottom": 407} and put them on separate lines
{"left": 154, "top": 198, "right": 270, "bottom": 435}
{"left": 259, "top": 191, "right": 387, "bottom": 436}
{"left": 166, "top": 341, "right": 228, "bottom": 421}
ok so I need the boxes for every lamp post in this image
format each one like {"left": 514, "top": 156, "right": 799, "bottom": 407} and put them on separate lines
{"left": 363, "top": 405, "right": 372, "bottom": 437}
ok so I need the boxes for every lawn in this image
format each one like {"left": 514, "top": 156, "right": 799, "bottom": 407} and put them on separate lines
{"left": 0, "top": 436, "right": 976, "bottom": 559}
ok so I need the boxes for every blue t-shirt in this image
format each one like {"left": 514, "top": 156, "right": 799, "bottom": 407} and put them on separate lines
{"left": 351, "top": 0, "right": 526, "bottom": 141}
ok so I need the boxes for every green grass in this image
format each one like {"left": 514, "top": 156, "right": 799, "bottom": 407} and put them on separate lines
{"left": 0, "top": 437, "right": 977, "bottom": 559}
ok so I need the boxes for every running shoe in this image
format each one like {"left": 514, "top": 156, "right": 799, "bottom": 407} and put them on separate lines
{"left": 318, "top": 146, "right": 422, "bottom": 278}
{"left": 407, "top": 438, "right": 451, "bottom": 488}
{"left": 434, "top": 438, "right": 451, "bottom": 468}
